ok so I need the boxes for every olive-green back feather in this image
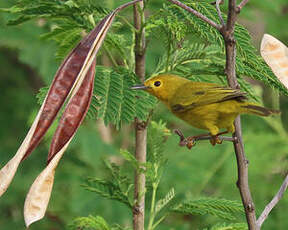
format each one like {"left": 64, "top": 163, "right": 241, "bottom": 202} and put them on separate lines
{"left": 170, "top": 82, "right": 247, "bottom": 112}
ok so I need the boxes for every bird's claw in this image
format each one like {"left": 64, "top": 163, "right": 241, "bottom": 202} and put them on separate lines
{"left": 174, "top": 129, "right": 196, "bottom": 149}
{"left": 210, "top": 136, "right": 223, "bottom": 146}
{"left": 179, "top": 136, "right": 196, "bottom": 149}
{"left": 186, "top": 137, "right": 196, "bottom": 149}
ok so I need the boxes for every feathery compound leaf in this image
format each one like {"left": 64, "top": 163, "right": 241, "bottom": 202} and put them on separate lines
{"left": 83, "top": 160, "right": 133, "bottom": 208}
{"left": 84, "top": 177, "right": 132, "bottom": 208}
{"left": 155, "top": 188, "right": 175, "bottom": 213}
{"left": 91, "top": 66, "right": 156, "bottom": 128}
{"left": 160, "top": 1, "right": 288, "bottom": 96}
{"left": 69, "top": 215, "right": 110, "bottom": 230}
{"left": 146, "top": 121, "right": 170, "bottom": 184}
{"left": 119, "top": 149, "right": 139, "bottom": 169}
{"left": 147, "top": 120, "right": 171, "bottom": 163}
{"left": 171, "top": 197, "right": 244, "bottom": 221}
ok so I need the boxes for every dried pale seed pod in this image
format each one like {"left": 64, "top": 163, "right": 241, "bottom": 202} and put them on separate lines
{"left": 261, "top": 34, "right": 288, "bottom": 89}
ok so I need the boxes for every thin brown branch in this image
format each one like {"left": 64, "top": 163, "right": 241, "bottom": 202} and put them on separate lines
{"left": 226, "top": 0, "right": 237, "bottom": 34}
{"left": 232, "top": 118, "right": 257, "bottom": 230}
{"left": 236, "top": 0, "right": 250, "bottom": 13}
{"left": 167, "top": 0, "right": 256, "bottom": 229}
{"left": 166, "top": 0, "right": 222, "bottom": 31}
{"left": 216, "top": 0, "right": 225, "bottom": 26}
{"left": 223, "top": 1, "right": 257, "bottom": 229}
{"left": 224, "top": 1, "right": 257, "bottom": 229}
{"left": 256, "top": 174, "right": 288, "bottom": 228}
{"left": 133, "top": 1, "right": 147, "bottom": 230}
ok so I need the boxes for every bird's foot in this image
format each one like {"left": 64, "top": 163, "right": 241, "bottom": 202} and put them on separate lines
{"left": 210, "top": 136, "right": 223, "bottom": 145}
{"left": 209, "top": 131, "right": 229, "bottom": 146}
{"left": 174, "top": 129, "right": 235, "bottom": 149}
{"left": 174, "top": 129, "right": 210, "bottom": 149}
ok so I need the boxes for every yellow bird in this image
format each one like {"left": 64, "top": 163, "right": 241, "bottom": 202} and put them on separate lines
{"left": 132, "top": 74, "right": 280, "bottom": 146}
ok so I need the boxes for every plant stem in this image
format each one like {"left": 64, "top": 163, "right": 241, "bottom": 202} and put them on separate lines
{"left": 152, "top": 214, "right": 167, "bottom": 230}
{"left": 133, "top": 1, "right": 147, "bottom": 230}
{"left": 147, "top": 183, "right": 157, "bottom": 230}
{"left": 223, "top": 1, "right": 257, "bottom": 229}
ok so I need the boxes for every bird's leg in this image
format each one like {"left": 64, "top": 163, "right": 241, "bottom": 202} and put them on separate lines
{"left": 210, "top": 131, "right": 229, "bottom": 146}
{"left": 174, "top": 129, "right": 234, "bottom": 149}
{"left": 174, "top": 129, "right": 210, "bottom": 149}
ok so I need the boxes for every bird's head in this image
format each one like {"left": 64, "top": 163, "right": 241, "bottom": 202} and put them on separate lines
{"left": 131, "top": 74, "right": 189, "bottom": 102}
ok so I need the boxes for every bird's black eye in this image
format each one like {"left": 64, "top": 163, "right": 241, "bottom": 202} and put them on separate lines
{"left": 154, "top": 81, "right": 161, "bottom": 87}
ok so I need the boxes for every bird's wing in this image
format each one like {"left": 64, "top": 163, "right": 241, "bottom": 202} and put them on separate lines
{"left": 170, "top": 82, "right": 247, "bottom": 112}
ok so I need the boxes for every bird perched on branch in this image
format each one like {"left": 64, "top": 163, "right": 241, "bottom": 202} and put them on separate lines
{"left": 132, "top": 74, "right": 280, "bottom": 147}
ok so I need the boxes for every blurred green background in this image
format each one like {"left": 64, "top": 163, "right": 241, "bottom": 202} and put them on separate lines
{"left": 0, "top": 0, "right": 288, "bottom": 229}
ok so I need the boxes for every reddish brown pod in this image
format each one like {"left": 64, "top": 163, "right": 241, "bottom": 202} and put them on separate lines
{"left": 24, "top": 18, "right": 111, "bottom": 161}
{"left": 48, "top": 60, "right": 96, "bottom": 163}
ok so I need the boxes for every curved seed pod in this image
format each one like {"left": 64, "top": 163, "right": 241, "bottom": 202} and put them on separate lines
{"left": 0, "top": 0, "right": 142, "bottom": 197}
{"left": 261, "top": 34, "right": 288, "bottom": 89}
{"left": 24, "top": 60, "right": 96, "bottom": 227}
{"left": 48, "top": 60, "right": 96, "bottom": 162}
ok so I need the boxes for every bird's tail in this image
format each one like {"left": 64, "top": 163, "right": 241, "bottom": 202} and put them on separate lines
{"left": 242, "top": 103, "right": 280, "bottom": 116}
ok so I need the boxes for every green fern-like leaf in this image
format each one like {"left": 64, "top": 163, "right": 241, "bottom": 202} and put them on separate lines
{"left": 83, "top": 178, "right": 131, "bottom": 207}
{"left": 171, "top": 197, "right": 244, "bottom": 221}
{"left": 69, "top": 215, "right": 110, "bottom": 230}
{"left": 152, "top": 1, "right": 288, "bottom": 96}
{"left": 155, "top": 187, "right": 175, "bottom": 213}
{"left": 92, "top": 66, "right": 156, "bottom": 129}
{"left": 83, "top": 160, "right": 133, "bottom": 208}
{"left": 146, "top": 120, "right": 170, "bottom": 184}
{"left": 119, "top": 149, "right": 139, "bottom": 169}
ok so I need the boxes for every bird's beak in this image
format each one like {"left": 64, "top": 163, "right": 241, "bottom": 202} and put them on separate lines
{"left": 130, "top": 84, "right": 150, "bottom": 90}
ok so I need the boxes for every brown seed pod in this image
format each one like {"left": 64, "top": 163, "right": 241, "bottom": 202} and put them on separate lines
{"left": 48, "top": 60, "right": 96, "bottom": 162}
{"left": 23, "top": 20, "right": 111, "bottom": 161}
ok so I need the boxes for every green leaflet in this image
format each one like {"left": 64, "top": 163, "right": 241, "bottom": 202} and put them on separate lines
{"left": 171, "top": 197, "right": 244, "bottom": 221}
{"left": 92, "top": 66, "right": 156, "bottom": 128}
{"left": 83, "top": 160, "right": 133, "bottom": 208}
{"left": 83, "top": 177, "right": 132, "bottom": 208}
